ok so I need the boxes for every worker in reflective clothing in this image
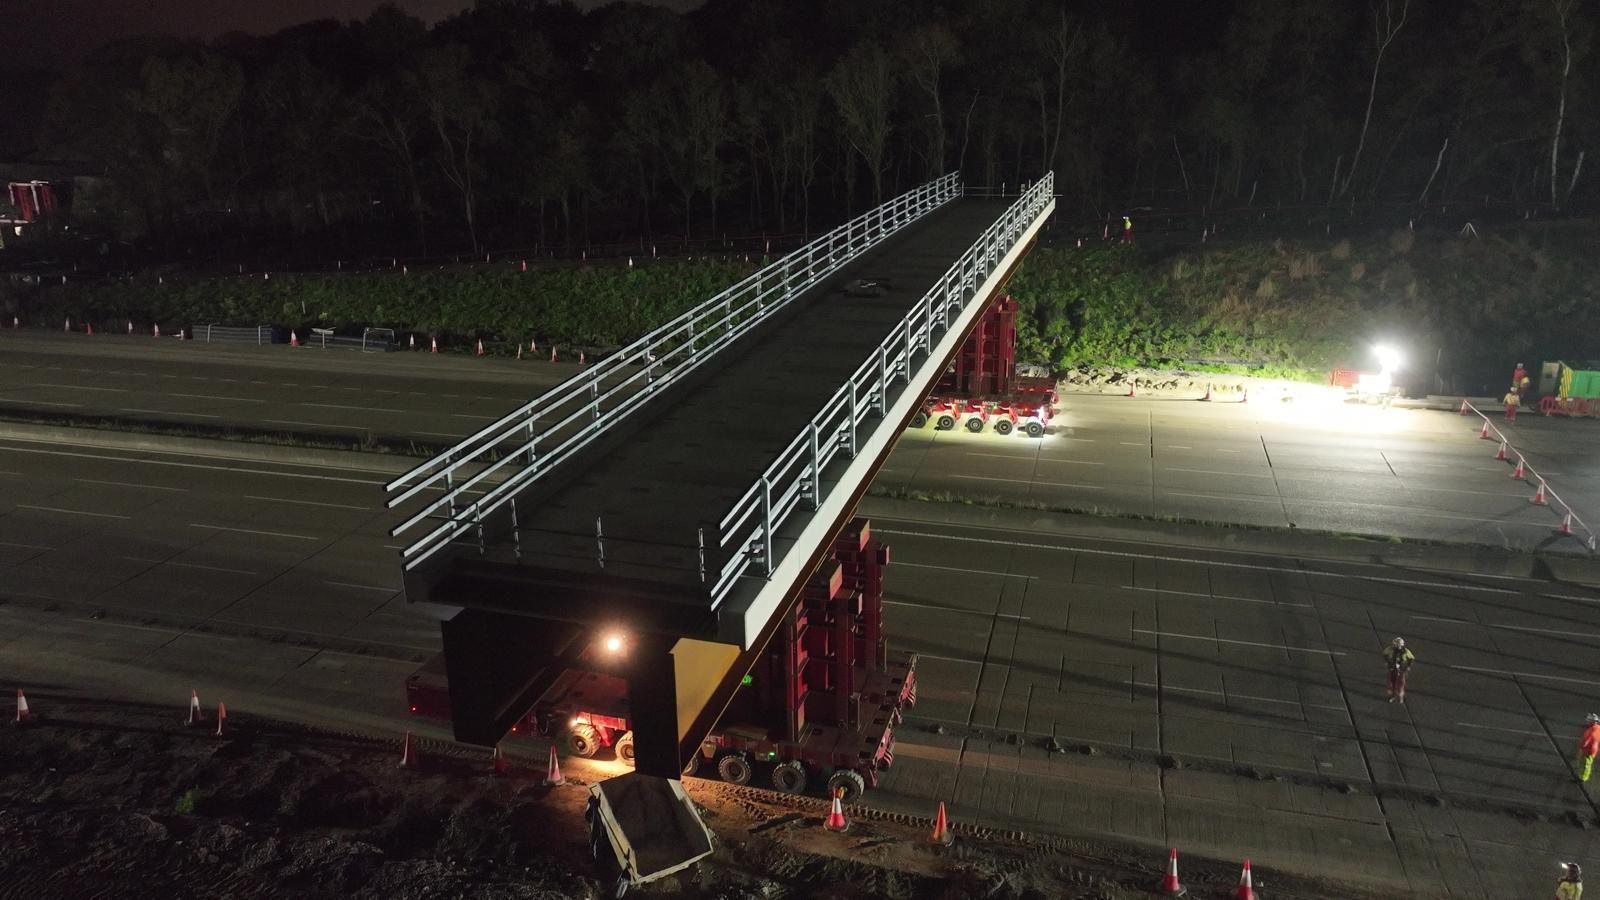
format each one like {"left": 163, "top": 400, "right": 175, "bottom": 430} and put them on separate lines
{"left": 1557, "top": 862, "right": 1583, "bottom": 900}
{"left": 1578, "top": 714, "right": 1600, "bottom": 782}
{"left": 1121, "top": 215, "right": 1134, "bottom": 242}
{"left": 1383, "top": 637, "right": 1414, "bottom": 703}
{"left": 1503, "top": 387, "right": 1521, "bottom": 422}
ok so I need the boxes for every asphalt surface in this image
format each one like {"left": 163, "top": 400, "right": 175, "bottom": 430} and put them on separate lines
{"left": 881, "top": 392, "right": 1600, "bottom": 553}
{"left": 0, "top": 330, "right": 571, "bottom": 442}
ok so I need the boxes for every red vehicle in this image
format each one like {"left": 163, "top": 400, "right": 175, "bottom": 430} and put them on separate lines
{"left": 404, "top": 518, "right": 916, "bottom": 802}
{"left": 909, "top": 296, "right": 1056, "bottom": 437}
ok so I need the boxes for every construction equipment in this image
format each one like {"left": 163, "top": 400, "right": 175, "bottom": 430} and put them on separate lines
{"left": 585, "top": 773, "right": 714, "bottom": 897}
{"left": 908, "top": 295, "right": 1056, "bottom": 437}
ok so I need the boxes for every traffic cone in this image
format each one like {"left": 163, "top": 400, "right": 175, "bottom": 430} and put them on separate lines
{"left": 1511, "top": 456, "right": 1526, "bottom": 480}
{"left": 543, "top": 745, "right": 565, "bottom": 786}
{"left": 530, "top": 338, "right": 537, "bottom": 354}
{"left": 1533, "top": 479, "right": 1549, "bottom": 505}
{"left": 1201, "top": 384, "right": 1212, "bottom": 402}
{"left": 1240, "top": 388, "right": 1249, "bottom": 404}
{"left": 289, "top": 330, "right": 299, "bottom": 347}
{"left": 1495, "top": 441, "right": 1508, "bottom": 461}
{"left": 402, "top": 264, "right": 408, "bottom": 275}
{"left": 1478, "top": 420, "right": 1491, "bottom": 439}
{"left": 1235, "top": 859, "right": 1256, "bottom": 900}
{"left": 213, "top": 702, "right": 227, "bottom": 738}
{"left": 398, "top": 732, "right": 418, "bottom": 769}
{"left": 579, "top": 350, "right": 586, "bottom": 366}
{"left": 11, "top": 315, "right": 18, "bottom": 328}
{"left": 185, "top": 689, "right": 202, "bottom": 726}
{"left": 930, "top": 801, "right": 954, "bottom": 845}
{"left": 408, "top": 334, "right": 416, "bottom": 350}
{"left": 476, "top": 338, "right": 485, "bottom": 357}
{"left": 520, "top": 259, "right": 527, "bottom": 272}
{"left": 153, "top": 324, "right": 161, "bottom": 338}
{"left": 64, "top": 318, "right": 70, "bottom": 332}
{"left": 823, "top": 789, "right": 849, "bottom": 832}
{"left": 1126, "top": 379, "right": 1136, "bottom": 398}
{"left": 516, "top": 344, "right": 523, "bottom": 361}
{"left": 14, "top": 689, "right": 32, "bottom": 725}
{"left": 127, "top": 320, "right": 133, "bottom": 335}
{"left": 550, "top": 347, "right": 557, "bottom": 363}
{"left": 85, "top": 322, "right": 93, "bottom": 335}
{"left": 430, "top": 336, "right": 438, "bottom": 354}
{"left": 1458, "top": 399, "right": 1469, "bottom": 415}
{"left": 1559, "top": 513, "right": 1575, "bottom": 537}
{"left": 1159, "top": 848, "right": 1185, "bottom": 895}
{"left": 490, "top": 743, "right": 508, "bottom": 777}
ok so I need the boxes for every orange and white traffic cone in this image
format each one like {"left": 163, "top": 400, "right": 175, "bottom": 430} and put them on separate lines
{"left": 1458, "top": 399, "right": 1469, "bottom": 415}
{"left": 1201, "top": 384, "right": 1212, "bottom": 402}
{"left": 85, "top": 322, "right": 93, "bottom": 335}
{"left": 289, "top": 330, "right": 299, "bottom": 347}
{"left": 1559, "top": 513, "right": 1575, "bottom": 537}
{"left": 930, "top": 801, "right": 954, "bottom": 845}
{"left": 1235, "top": 859, "right": 1256, "bottom": 900}
{"left": 520, "top": 260, "right": 528, "bottom": 272}
{"left": 213, "top": 702, "right": 227, "bottom": 738}
{"left": 127, "top": 320, "right": 134, "bottom": 335}
{"left": 430, "top": 336, "right": 438, "bottom": 354}
{"left": 11, "top": 315, "right": 18, "bottom": 328}
{"left": 476, "top": 338, "right": 485, "bottom": 357}
{"left": 1495, "top": 441, "right": 1508, "bottom": 461}
{"left": 408, "top": 334, "right": 416, "bottom": 350}
{"left": 1532, "top": 479, "right": 1549, "bottom": 505}
{"left": 823, "top": 789, "right": 849, "bottom": 832}
{"left": 14, "top": 689, "right": 33, "bottom": 725}
{"left": 1126, "top": 379, "right": 1136, "bottom": 398}
{"left": 153, "top": 324, "right": 161, "bottom": 338}
{"left": 399, "top": 731, "right": 418, "bottom": 769}
{"left": 1511, "top": 456, "right": 1526, "bottom": 480}
{"left": 1159, "top": 848, "right": 1185, "bottom": 895}
{"left": 64, "top": 318, "right": 71, "bottom": 332}
{"left": 185, "top": 689, "right": 202, "bottom": 726}
{"left": 578, "top": 350, "right": 586, "bottom": 366}
{"left": 550, "top": 347, "right": 557, "bottom": 363}
{"left": 490, "top": 743, "right": 509, "bottom": 777}
{"left": 530, "top": 338, "right": 537, "bottom": 354}
{"left": 543, "top": 745, "right": 565, "bottom": 786}
{"left": 516, "top": 344, "right": 523, "bottom": 361}
{"left": 1478, "top": 420, "right": 1491, "bottom": 439}
{"left": 1240, "top": 388, "right": 1249, "bottom": 404}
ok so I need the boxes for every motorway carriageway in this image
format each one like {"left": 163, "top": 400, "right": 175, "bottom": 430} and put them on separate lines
{"left": 3, "top": 433, "right": 1599, "bottom": 895}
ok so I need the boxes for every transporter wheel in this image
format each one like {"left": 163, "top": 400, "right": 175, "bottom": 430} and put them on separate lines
{"left": 615, "top": 731, "right": 636, "bottom": 767}
{"left": 909, "top": 410, "right": 929, "bottom": 429}
{"left": 683, "top": 752, "right": 702, "bottom": 777}
{"left": 935, "top": 414, "right": 956, "bottom": 431}
{"left": 566, "top": 723, "right": 601, "bottom": 758}
{"left": 1025, "top": 421, "right": 1044, "bottom": 438}
{"left": 826, "top": 769, "right": 867, "bottom": 803}
{"left": 965, "top": 417, "right": 985, "bottom": 433}
{"left": 716, "top": 753, "right": 754, "bottom": 785}
{"left": 992, "top": 419, "right": 1014, "bottom": 436}
{"left": 770, "top": 760, "right": 808, "bottom": 794}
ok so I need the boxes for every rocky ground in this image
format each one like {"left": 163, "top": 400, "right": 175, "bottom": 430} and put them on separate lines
{"left": 0, "top": 692, "right": 1399, "bottom": 899}
{"left": 1048, "top": 363, "right": 1346, "bottom": 405}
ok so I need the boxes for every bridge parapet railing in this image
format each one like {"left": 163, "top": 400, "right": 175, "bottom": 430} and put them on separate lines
{"left": 709, "top": 173, "right": 1056, "bottom": 607}
{"left": 385, "top": 173, "right": 963, "bottom": 571}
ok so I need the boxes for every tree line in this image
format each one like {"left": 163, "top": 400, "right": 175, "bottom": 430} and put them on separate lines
{"left": 30, "top": 0, "right": 1597, "bottom": 260}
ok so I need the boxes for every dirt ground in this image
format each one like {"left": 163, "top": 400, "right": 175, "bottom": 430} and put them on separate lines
{"left": 0, "top": 693, "right": 1391, "bottom": 899}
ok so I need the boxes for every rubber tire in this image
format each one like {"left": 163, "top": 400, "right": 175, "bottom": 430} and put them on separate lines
{"left": 716, "top": 754, "right": 754, "bottom": 785}
{"left": 993, "top": 419, "right": 1014, "bottom": 436}
{"left": 935, "top": 414, "right": 956, "bottom": 431}
{"left": 770, "top": 760, "right": 807, "bottom": 793}
{"left": 566, "top": 723, "right": 601, "bottom": 758}
{"left": 827, "top": 769, "right": 867, "bottom": 803}
{"left": 684, "top": 752, "right": 701, "bottom": 777}
{"left": 615, "top": 731, "right": 636, "bottom": 767}
{"left": 1025, "top": 421, "right": 1044, "bottom": 438}
{"left": 909, "top": 411, "right": 928, "bottom": 429}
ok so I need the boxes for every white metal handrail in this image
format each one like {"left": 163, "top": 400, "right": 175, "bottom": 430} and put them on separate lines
{"left": 708, "top": 173, "right": 1056, "bottom": 607}
{"left": 1460, "top": 401, "right": 1598, "bottom": 551}
{"left": 385, "top": 173, "right": 962, "bottom": 570}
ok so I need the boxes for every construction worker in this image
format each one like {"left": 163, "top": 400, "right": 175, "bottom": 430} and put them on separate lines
{"left": 1557, "top": 862, "right": 1583, "bottom": 900}
{"left": 1513, "top": 362, "right": 1529, "bottom": 391}
{"left": 1383, "top": 637, "right": 1414, "bottom": 703}
{"left": 1121, "top": 215, "right": 1134, "bottom": 242}
{"left": 1578, "top": 714, "right": 1600, "bottom": 782}
{"left": 1503, "top": 386, "right": 1521, "bottom": 422}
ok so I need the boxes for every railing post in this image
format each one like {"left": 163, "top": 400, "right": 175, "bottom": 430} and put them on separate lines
{"left": 510, "top": 497, "right": 521, "bottom": 560}
{"left": 846, "top": 379, "right": 859, "bottom": 457}
{"left": 876, "top": 345, "right": 888, "bottom": 414}
{"left": 760, "top": 476, "right": 774, "bottom": 577}
{"left": 808, "top": 421, "right": 821, "bottom": 509}
{"left": 596, "top": 516, "right": 605, "bottom": 569}
{"left": 444, "top": 470, "right": 456, "bottom": 517}
{"left": 591, "top": 382, "right": 600, "bottom": 421}
{"left": 697, "top": 526, "right": 707, "bottom": 583}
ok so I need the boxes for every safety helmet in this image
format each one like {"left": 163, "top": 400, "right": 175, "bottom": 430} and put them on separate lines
{"left": 1588, "top": 713, "right": 1599, "bottom": 723}
{"left": 1391, "top": 637, "right": 1405, "bottom": 647}
{"left": 1563, "top": 862, "right": 1582, "bottom": 879}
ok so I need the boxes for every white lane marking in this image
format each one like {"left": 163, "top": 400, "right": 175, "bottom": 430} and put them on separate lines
{"left": 75, "top": 478, "right": 187, "bottom": 492}
{"left": 169, "top": 393, "right": 267, "bottom": 403}
{"left": 1412, "top": 614, "right": 1600, "bottom": 640}
{"left": 451, "top": 413, "right": 501, "bottom": 420}
{"left": 11, "top": 400, "right": 83, "bottom": 408}
{"left": 952, "top": 474, "right": 1104, "bottom": 490}
{"left": 873, "top": 527, "right": 1600, "bottom": 603}
{"left": 1168, "top": 445, "right": 1192, "bottom": 450}
{"left": 122, "top": 408, "right": 221, "bottom": 419}
{"left": 416, "top": 431, "right": 465, "bottom": 439}
{"left": 32, "top": 383, "right": 129, "bottom": 392}
{"left": 1121, "top": 585, "right": 1312, "bottom": 609}
{"left": 1128, "top": 681, "right": 1346, "bottom": 712}
{"left": 885, "top": 599, "right": 1030, "bottom": 620}
{"left": 0, "top": 470, "right": 20, "bottom": 476}
{"left": 1119, "top": 442, "right": 1147, "bottom": 447}
{"left": 189, "top": 524, "right": 320, "bottom": 541}
{"left": 0, "top": 540, "right": 53, "bottom": 551}
{"left": 1216, "top": 449, "right": 1242, "bottom": 453}
{"left": 0, "top": 445, "right": 384, "bottom": 485}
{"left": 302, "top": 403, "right": 398, "bottom": 412}
{"left": 896, "top": 560, "right": 1023, "bottom": 579}
{"left": 242, "top": 495, "right": 367, "bottom": 511}
{"left": 965, "top": 451, "right": 1037, "bottom": 462}
{"left": 263, "top": 419, "right": 362, "bottom": 430}
{"left": 1164, "top": 466, "right": 1273, "bottom": 478}
{"left": 1034, "top": 458, "right": 1105, "bottom": 466}
{"left": 17, "top": 504, "right": 130, "bottom": 519}
{"left": 1131, "top": 627, "right": 1345, "bottom": 655}
{"left": 1449, "top": 664, "right": 1598, "bottom": 687}
{"left": 325, "top": 580, "right": 397, "bottom": 593}
{"left": 1162, "top": 491, "right": 1281, "bottom": 505}
{"left": 1455, "top": 722, "right": 1549, "bottom": 737}
{"left": 169, "top": 561, "right": 261, "bottom": 576}
{"left": 912, "top": 651, "right": 986, "bottom": 666}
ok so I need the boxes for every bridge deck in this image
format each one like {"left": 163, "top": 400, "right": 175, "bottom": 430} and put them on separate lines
{"left": 419, "top": 198, "right": 1009, "bottom": 625}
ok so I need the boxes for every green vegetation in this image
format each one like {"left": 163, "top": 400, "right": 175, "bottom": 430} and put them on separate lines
{"left": 175, "top": 787, "right": 199, "bottom": 815}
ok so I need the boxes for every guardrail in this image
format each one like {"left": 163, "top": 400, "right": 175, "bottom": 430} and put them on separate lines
{"left": 196, "top": 324, "right": 273, "bottom": 345}
{"left": 1461, "top": 400, "right": 1597, "bottom": 551}
{"left": 385, "top": 173, "right": 964, "bottom": 571}
{"left": 707, "top": 173, "right": 1056, "bottom": 608}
